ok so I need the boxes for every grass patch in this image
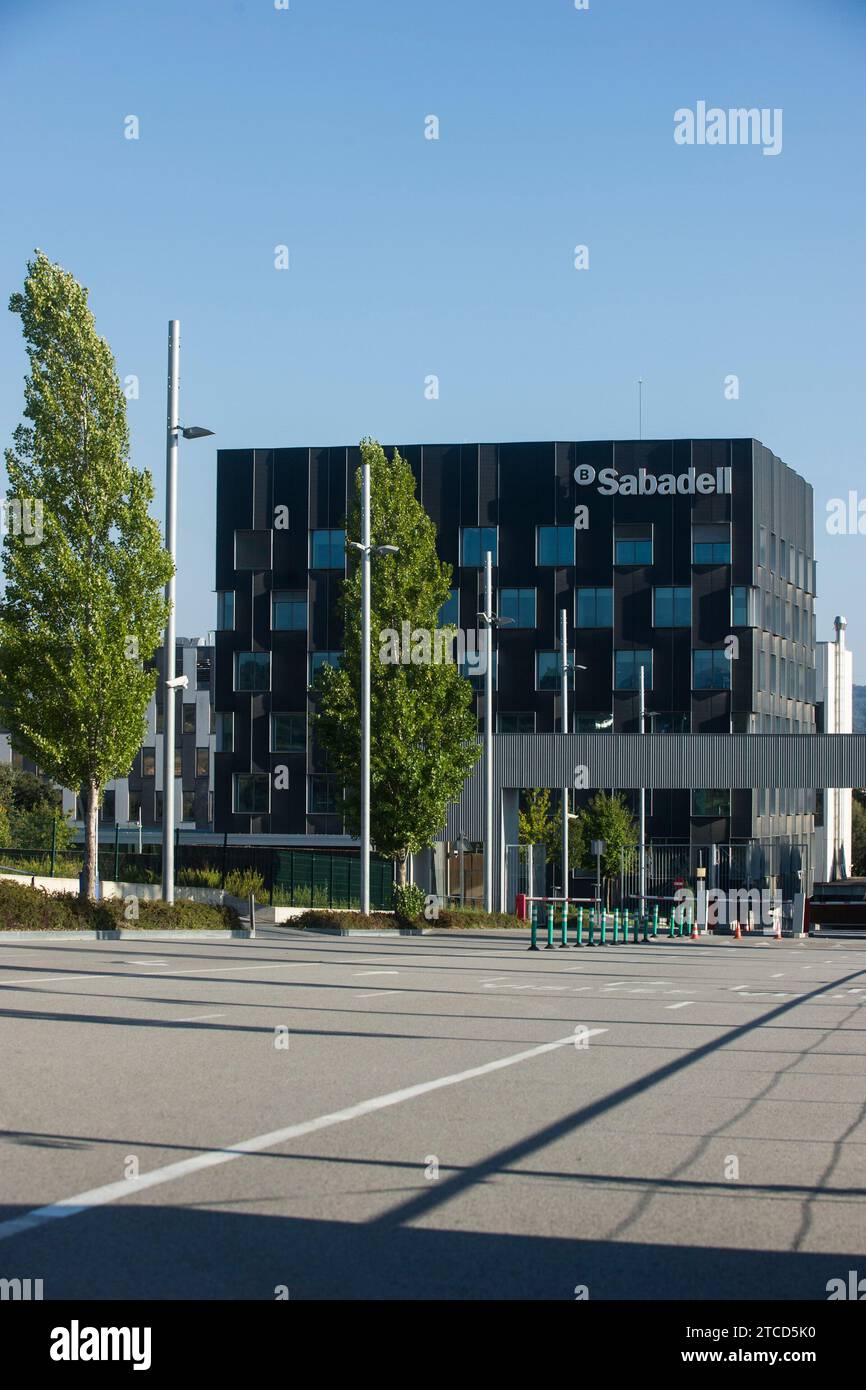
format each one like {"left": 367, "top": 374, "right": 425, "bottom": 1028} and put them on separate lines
{"left": 0, "top": 878, "right": 241, "bottom": 932}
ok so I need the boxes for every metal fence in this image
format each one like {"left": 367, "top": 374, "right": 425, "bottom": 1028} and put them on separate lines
{"left": 0, "top": 842, "right": 394, "bottom": 910}
{"left": 619, "top": 841, "right": 810, "bottom": 906}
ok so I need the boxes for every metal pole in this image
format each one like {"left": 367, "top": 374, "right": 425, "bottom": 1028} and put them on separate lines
{"left": 483, "top": 550, "right": 494, "bottom": 913}
{"left": 639, "top": 664, "right": 646, "bottom": 923}
{"left": 560, "top": 607, "right": 569, "bottom": 908}
{"left": 360, "top": 459, "right": 372, "bottom": 914}
{"left": 459, "top": 835, "right": 465, "bottom": 908}
{"left": 161, "top": 320, "right": 179, "bottom": 905}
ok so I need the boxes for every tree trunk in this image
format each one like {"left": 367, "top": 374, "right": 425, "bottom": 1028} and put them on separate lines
{"left": 82, "top": 779, "right": 100, "bottom": 900}
{"left": 395, "top": 853, "right": 407, "bottom": 886}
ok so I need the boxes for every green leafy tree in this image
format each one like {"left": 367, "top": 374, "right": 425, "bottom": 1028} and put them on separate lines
{"left": 314, "top": 440, "right": 480, "bottom": 886}
{"left": 852, "top": 791, "right": 866, "bottom": 876}
{"left": 518, "top": 788, "right": 557, "bottom": 861}
{"left": 574, "top": 791, "right": 638, "bottom": 904}
{"left": 0, "top": 251, "right": 172, "bottom": 898}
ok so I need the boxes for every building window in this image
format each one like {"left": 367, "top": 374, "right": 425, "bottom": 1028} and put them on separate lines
{"left": 308, "top": 776, "right": 340, "bottom": 814}
{"left": 217, "top": 591, "right": 234, "bottom": 630}
{"left": 155, "top": 791, "right": 163, "bottom": 823}
{"left": 195, "top": 748, "right": 209, "bottom": 778}
{"left": 310, "top": 651, "right": 342, "bottom": 682}
{"left": 272, "top": 713, "right": 306, "bottom": 752}
{"left": 759, "top": 526, "right": 768, "bottom": 569}
{"left": 769, "top": 533, "right": 777, "bottom": 571}
{"left": 215, "top": 712, "right": 233, "bottom": 753}
{"left": 499, "top": 588, "right": 536, "bottom": 627}
{"left": 272, "top": 590, "right": 308, "bottom": 630}
{"left": 537, "top": 526, "right": 574, "bottom": 567}
{"left": 196, "top": 655, "right": 211, "bottom": 687}
{"left": 654, "top": 587, "right": 691, "bottom": 627}
{"left": 182, "top": 705, "right": 196, "bottom": 735}
{"left": 576, "top": 587, "right": 613, "bottom": 628}
{"left": 650, "top": 711, "right": 689, "bottom": 733}
{"left": 574, "top": 712, "right": 614, "bottom": 732}
{"left": 614, "top": 650, "right": 652, "bottom": 690}
{"left": 174, "top": 750, "right": 182, "bottom": 778}
{"left": 731, "top": 712, "right": 754, "bottom": 733}
{"left": 142, "top": 748, "right": 156, "bottom": 778}
{"left": 536, "top": 651, "right": 562, "bottom": 691}
{"left": 156, "top": 707, "right": 164, "bottom": 734}
{"left": 234, "top": 774, "right": 269, "bottom": 815}
{"left": 461, "top": 527, "right": 497, "bottom": 566}
{"left": 438, "top": 589, "right": 459, "bottom": 626}
{"left": 310, "top": 529, "right": 346, "bottom": 569}
{"left": 234, "top": 652, "right": 270, "bottom": 692}
{"left": 731, "top": 587, "right": 756, "bottom": 627}
{"left": 497, "top": 712, "right": 536, "bottom": 734}
{"left": 128, "top": 790, "right": 142, "bottom": 823}
{"left": 100, "top": 790, "right": 115, "bottom": 824}
{"left": 692, "top": 789, "right": 730, "bottom": 817}
{"left": 693, "top": 650, "right": 731, "bottom": 690}
{"left": 182, "top": 791, "right": 196, "bottom": 822}
{"left": 693, "top": 524, "right": 731, "bottom": 565}
{"left": 235, "top": 529, "right": 273, "bottom": 570}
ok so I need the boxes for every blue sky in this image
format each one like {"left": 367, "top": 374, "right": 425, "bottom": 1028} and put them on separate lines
{"left": 1, "top": 0, "right": 865, "bottom": 670}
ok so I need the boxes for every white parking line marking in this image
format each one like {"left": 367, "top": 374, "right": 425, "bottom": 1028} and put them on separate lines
{"left": 357, "top": 990, "right": 404, "bottom": 999}
{"left": 0, "top": 973, "right": 100, "bottom": 987}
{"left": 666, "top": 1001, "right": 694, "bottom": 1010}
{"left": 174, "top": 1013, "right": 226, "bottom": 1022}
{"left": 354, "top": 970, "right": 398, "bottom": 977}
{"left": 0, "top": 1026, "right": 608, "bottom": 1243}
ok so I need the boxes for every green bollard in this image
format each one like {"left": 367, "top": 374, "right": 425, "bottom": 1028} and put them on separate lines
{"left": 600, "top": 909, "right": 607, "bottom": 946}
{"left": 559, "top": 900, "right": 569, "bottom": 948}
{"left": 642, "top": 913, "right": 650, "bottom": 942}
{"left": 546, "top": 901, "right": 555, "bottom": 949}
{"left": 613, "top": 908, "right": 620, "bottom": 944}
{"left": 687, "top": 906, "right": 694, "bottom": 938}
{"left": 528, "top": 902, "right": 539, "bottom": 951}
{"left": 670, "top": 910, "right": 679, "bottom": 939}
{"left": 652, "top": 904, "right": 659, "bottom": 937}
{"left": 574, "top": 905, "right": 584, "bottom": 948}
{"left": 634, "top": 911, "right": 641, "bottom": 944}
{"left": 588, "top": 908, "right": 596, "bottom": 947}
{"left": 622, "top": 909, "right": 629, "bottom": 943}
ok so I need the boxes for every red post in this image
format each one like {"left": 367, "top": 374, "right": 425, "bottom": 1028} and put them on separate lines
{"left": 515, "top": 893, "right": 528, "bottom": 920}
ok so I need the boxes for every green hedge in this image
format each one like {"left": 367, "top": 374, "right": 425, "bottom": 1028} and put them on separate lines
{"left": 435, "top": 908, "right": 526, "bottom": 930}
{"left": 0, "top": 879, "right": 240, "bottom": 932}
{"left": 295, "top": 909, "right": 401, "bottom": 932}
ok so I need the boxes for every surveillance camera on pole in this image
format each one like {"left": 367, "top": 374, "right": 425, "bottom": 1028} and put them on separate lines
{"left": 165, "top": 674, "right": 189, "bottom": 690}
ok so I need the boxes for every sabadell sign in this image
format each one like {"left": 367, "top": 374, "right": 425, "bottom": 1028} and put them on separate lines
{"left": 574, "top": 464, "right": 732, "bottom": 496}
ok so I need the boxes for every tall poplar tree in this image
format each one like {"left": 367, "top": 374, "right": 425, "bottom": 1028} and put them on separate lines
{"left": 314, "top": 439, "right": 480, "bottom": 885}
{"left": 0, "top": 251, "right": 172, "bottom": 898}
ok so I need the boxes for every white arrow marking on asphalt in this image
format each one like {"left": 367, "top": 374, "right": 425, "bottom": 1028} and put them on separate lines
{"left": 0, "top": 1026, "right": 608, "bottom": 1244}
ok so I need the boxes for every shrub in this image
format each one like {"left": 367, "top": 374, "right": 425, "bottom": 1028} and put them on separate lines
{"left": 176, "top": 866, "right": 221, "bottom": 888}
{"left": 225, "top": 868, "right": 266, "bottom": 900}
{"left": 0, "top": 878, "right": 240, "bottom": 932}
{"left": 295, "top": 909, "right": 401, "bottom": 932}
{"left": 392, "top": 882, "right": 426, "bottom": 924}
{"left": 435, "top": 909, "right": 526, "bottom": 930}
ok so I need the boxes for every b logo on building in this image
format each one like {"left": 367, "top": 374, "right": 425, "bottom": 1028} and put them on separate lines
{"left": 574, "top": 465, "right": 732, "bottom": 497}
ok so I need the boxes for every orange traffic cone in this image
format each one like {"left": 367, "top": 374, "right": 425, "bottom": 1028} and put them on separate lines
{"left": 733, "top": 922, "right": 742, "bottom": 940}
{"left": 691, "top": 917, "right": 699, "bottom": 940}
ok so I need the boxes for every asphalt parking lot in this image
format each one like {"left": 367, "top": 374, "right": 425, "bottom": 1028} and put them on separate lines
{"left": 0, "top": 926, "right": 864, "bottom": 1299}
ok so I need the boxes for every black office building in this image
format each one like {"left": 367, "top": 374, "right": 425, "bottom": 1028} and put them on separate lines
{"left": 213, "top": 439, "right": 816, "bottom": 856}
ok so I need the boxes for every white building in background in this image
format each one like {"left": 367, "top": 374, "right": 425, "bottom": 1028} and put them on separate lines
{"left": 815, "top": 616, "right": 854, "bottom": 881}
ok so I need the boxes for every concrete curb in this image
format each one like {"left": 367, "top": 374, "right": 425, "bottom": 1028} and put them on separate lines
{"left": 0, "top": 929, "right": 253, "bottom": 941}
{"left": 289, "top": 925, "right": 433, "bottom": 937}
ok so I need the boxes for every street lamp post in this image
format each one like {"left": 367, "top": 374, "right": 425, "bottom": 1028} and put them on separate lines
{"left": 560, "top": 608, "right": 569, "bottom": 902}
{"left": 347, "top": 463, "right": 397, "bottom": 915}
{"left": 477, "top": 551, "right": 511, "bottom": 913}
{"left": 161, "top": 320, "right": 214, "bottom": 906}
